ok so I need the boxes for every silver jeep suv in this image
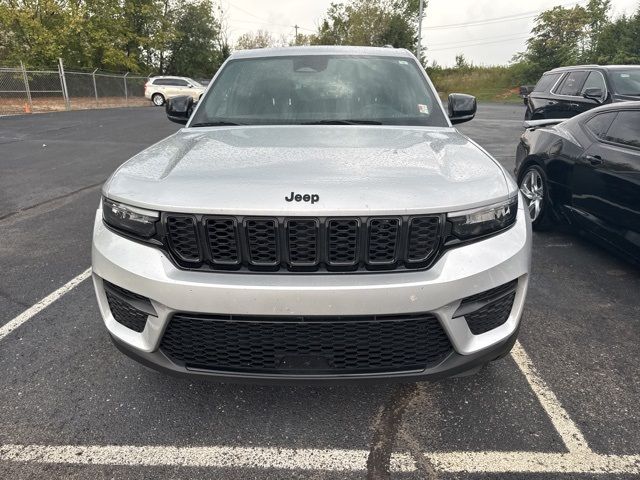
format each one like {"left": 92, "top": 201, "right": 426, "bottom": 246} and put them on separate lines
{"left": 93, "top": 46, "right": 531, "bottom": 382}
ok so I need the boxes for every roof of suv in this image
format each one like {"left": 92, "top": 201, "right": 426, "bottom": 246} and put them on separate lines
{"left": 150, "top": 76, "right": 194, "bottom": 80}
{"left": 547, "top": 64, "right": 640, "bottom": 73}
{"left": 230, "top": 45, "right": 414, "bottom": 60}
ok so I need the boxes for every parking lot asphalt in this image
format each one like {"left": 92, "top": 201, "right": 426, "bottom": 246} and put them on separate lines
{"left": 0, "top": 104, "right": 638, "bottom": 479}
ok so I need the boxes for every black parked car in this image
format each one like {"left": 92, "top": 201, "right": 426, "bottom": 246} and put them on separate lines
{"left": 525, "top": 65, "right": 640, "bottom": 120}
{"left": 515, "top": 102, "right": 640, "bottom": 264}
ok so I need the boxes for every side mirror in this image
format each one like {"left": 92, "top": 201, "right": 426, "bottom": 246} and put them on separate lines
{"left": 583, "top": 88, "right": 604, "bottom": 103}
{"left": 448, "top": 93, "right": 477, "bottom": 125}
{"left": 165, "top": 95, "right": 194, "bottom": 125}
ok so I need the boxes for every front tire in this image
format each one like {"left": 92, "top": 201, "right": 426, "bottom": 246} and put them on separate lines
{"left": 152, "top": 93, "right": 165, "bottom": 106}
{"left": 519, "top": 165, "right": 553, "bottom": 230}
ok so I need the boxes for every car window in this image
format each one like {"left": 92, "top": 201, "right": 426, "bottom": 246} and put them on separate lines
{"left": 584, "top": 112, "right": 617, "bottom": 139}
{"left": 602, "top": 111, "right": 640, "bottom": 148}
{"left": 153, "top": 79, "right": 169, "bottom": 86}
{"left": 191, "top": 55, "right": 448, "bottom": 127}
{"left": 580, "top": 72, "right": 606, "bottom": 95}
{"left": 608, "top": 69, "right": 640, "bottom": 96}
{"left": 533, "top": 73, "right": 562, "bottom": 93}
{"left": 556, "top": 71, "right": 589, "bottom": 96}
{"left": 171, "top": 79, "right": 190, "bottom": 87}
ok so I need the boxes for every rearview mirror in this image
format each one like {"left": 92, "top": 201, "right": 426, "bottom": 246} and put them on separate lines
{"left": 448, "top": 93, "right": 477, "bottom": 125}
{"left": 166, "top": 95, "right": 194, "bottom": 125}
{"left": 583, "top": 88, "right": 604, "bottom": 103}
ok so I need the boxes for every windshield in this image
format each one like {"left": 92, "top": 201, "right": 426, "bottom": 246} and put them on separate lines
{"left": 609, "top": 69, "right": 640, "bottom": 96}
{"left": 190, "top": 55, "right": 448, "bottom": 127}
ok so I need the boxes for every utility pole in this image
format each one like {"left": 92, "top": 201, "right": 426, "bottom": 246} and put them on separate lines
{"left": 416, "top": 0, "right": 424, "bottom": 59}
{"left": 294, "top": 24, "right": 299, "bottom": 45}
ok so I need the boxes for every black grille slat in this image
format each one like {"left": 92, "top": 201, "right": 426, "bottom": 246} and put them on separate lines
{"left": 160, "top": 313, "right": 453, "bottom": 374}
{"left": 246, "top": 218, "right": 279, "bottom": 266}
{"left": 327, "top": 219, "right": 359, "bottom": 267}
{"left": 206, "top": 218, "right": 240, "bottom": 266}
{"left": 406, "top": 216, "right": 440, "bottom": 263}
{"left": 164, "top": 214, "right": 442, "bottom": 273}
{"left": 368, "top": 218, "right": 400, "bottom": 265}
{"left": 287, "top": 219, "right": 319, "bottom": 267}
{"left": 166, "top": 216, "right": 200, "bottom": 263}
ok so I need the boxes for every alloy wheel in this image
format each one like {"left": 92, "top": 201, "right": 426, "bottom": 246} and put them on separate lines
{"left": 520, "top": 168, "right": 544, "bottom": 222}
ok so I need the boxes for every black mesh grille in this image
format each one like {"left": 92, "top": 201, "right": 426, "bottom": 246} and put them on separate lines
{"left": 206, "top": 218, "right": 240, "bottom": 266}
{"left": 164, "top": 214, "right": 442, "bottom": 273}
{"left": 246, "top": 219, "right": 279, "bottom": 266}
{"left": 105, "top": 291, "right": 148, "bottom": 332}
{"left": 327, "top": 219, "right": 359, "bottom": 267}
{"left": 166, "top": 216, "right": 200, "bottom": 263}
{"left": 160, "top": 313, "right": 453, "bottom": 374}
{"left": 287, "top": 219, "right": 319, "bottom": 266}
{"left": 465, "top": 292, "right": 516, "bottom": 335}
{"left": 406, "top": 216, "right": 440, "bottom": 263}
{"left": 368, "top": 218, "right": 400, "bottom": 265}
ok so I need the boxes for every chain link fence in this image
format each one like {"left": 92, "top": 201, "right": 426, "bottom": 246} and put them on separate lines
{"left": 0, "top": 59, "right": 151, "bottom": 115}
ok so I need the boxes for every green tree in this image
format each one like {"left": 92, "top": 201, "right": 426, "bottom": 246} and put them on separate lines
{"left": 593, "top": 6, "right": 640, "bottom": 64}
{"left": 165, "top": 0, "right": 223, "bottom": 78}
{"left": 311, "top": 0, "right": 423, "bottom": 51}
{"left": 235, "top": 29, "right": 277, "bottom": 50}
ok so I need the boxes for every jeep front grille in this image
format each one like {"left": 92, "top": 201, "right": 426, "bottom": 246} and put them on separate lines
{"left": 162, "top": 214, "right": 443, "bottom": 273}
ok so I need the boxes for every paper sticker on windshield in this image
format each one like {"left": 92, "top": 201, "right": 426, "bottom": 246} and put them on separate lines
{"left": 418, "top": 104, "right": 430, "bottom": 114}
{"left": 620, "top": 74, "right": 630, "bottom": 78}
{"left": 399, "top": 60, "right": 409, "bottom": 65}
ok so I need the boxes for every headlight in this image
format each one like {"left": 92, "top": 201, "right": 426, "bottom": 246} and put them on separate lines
{"left": 102, "top": 197, "right": 159, "bottom": 238}
{"left": 448, "top": 196, "right": 518, "bottom": 240}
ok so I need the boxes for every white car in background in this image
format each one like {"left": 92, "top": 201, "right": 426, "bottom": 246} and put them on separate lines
{"left": 144, "top": 76, "right": 205, "bottom": 106}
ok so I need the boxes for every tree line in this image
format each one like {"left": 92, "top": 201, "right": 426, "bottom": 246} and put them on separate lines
{"left": 513, "top": 0, "right": 640, "bottom": 82}
{"left": 0, "top": 0, "right": 229, "bottom": 77}
{"left": 0, "top": 0, "right": 638, "bottom": 82}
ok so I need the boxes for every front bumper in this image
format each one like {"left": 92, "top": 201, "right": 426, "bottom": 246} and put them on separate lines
{"left": 92, "top": 200, "right": 532, "bottom": 383}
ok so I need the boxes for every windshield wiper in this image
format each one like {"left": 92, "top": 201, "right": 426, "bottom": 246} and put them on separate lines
{"left": 301, "top": 119, "right": 383, "bottom": 125}
{"left": 190, "top": 121, "right": 243, "bottom": 127}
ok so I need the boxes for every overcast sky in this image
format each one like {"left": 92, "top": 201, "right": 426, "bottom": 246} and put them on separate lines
{"left": 222, "top": 0, "right": 639, "bottom": 66}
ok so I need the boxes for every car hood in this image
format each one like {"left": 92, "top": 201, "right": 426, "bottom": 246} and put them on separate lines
{"left": 103, "top": 125, "right": 512, "bottom": 215}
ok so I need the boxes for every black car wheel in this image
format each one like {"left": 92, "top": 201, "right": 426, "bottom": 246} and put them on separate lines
{"left": 519, "top": 165, "right": 553, "bottom": 230}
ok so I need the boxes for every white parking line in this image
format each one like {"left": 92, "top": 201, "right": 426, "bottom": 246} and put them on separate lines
{"left": 510, "top": 341, "right": 591, "bottom": 454}
{"left": 0, "top": 444, "right": 638, "bottom": 474}
{"left": 0, "top": 268, "right": 91, "bottom": 342}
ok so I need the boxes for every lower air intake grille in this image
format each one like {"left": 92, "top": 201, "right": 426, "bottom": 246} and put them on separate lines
{"left": 457, "top": 280, "right": 519, "bottom": 335}
{"left": 105, "top": 290, "right": 148, "bottom": 333}
{"left": 465, "top": 292, "right": 516, "bottom": 335}
{"left": 160, "top": 313, "right": 453, "bottom": 374}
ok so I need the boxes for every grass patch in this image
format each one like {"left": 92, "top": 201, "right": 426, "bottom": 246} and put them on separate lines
{"left": 428, "top": 66, "right": 525, "bottom": 103}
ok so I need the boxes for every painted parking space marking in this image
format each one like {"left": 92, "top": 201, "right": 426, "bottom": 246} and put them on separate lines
{"left": 0, "top": 444, "right": 638, "bottom": 474}
{"left": 0, "top": 268, "right": 91, "bottom": 342}
{"left": 0, "top": 269, "right": 638, "bottom": 475}
{"left": 510, "top": 341, "right": 590, "bottom": 454}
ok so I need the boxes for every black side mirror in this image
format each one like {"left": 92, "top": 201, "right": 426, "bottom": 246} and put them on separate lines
{"left": 448, "top": 93, "right": 477, "bottom": 125}
{"left": 166, "top": 95, "right": 194, "bottom": 125}
{"left": 583, "top": 88, "right": 604, "bottom": 103}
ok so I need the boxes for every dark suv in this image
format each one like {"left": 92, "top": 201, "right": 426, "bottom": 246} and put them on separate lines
{"left": 525, "top": 65, "right": 640, "bottom": 120}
